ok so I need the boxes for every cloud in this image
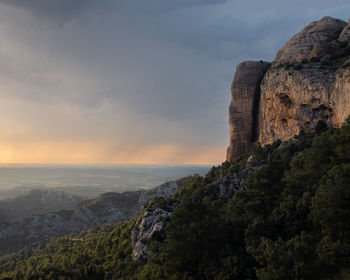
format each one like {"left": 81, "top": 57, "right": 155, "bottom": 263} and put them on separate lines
{"left": 0, "top": 139, "right": 226, "bottom": 165}
{"left": 0, "top": 0, "right": 349, "bottom": 164}
{"left": 0, "top": 0, "right": 228, "bottom": 22}
{"left": 0, "top": 0, "right": 103, "bottom": 21}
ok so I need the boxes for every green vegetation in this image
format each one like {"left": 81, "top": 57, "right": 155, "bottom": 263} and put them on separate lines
{"left": 0, "top": 219, "right": 142, "bottom": 280}
{"left": 1, "top": 119, "right": 350, "bottom": 279}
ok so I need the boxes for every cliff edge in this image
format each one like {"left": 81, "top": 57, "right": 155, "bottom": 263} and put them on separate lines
{"left": 227, "top": 16, "right": 350, "bottom": 160}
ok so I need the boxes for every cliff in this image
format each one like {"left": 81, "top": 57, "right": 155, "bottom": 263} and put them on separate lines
{"left": 226, "top": 61, "right": 270, "bottom": 161}
{"left": 227, "top": 16, "right": 350, "bottom": 160}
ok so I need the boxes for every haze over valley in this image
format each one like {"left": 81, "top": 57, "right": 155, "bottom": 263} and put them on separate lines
{"left": 0, "top": 164, "right": 209, "bottom": 199}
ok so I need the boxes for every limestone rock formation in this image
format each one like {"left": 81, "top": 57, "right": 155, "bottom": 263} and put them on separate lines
{"left": 131, "top": 208, "right": 171, "bottom": 261}
{"left": 227, "top": 16, "right": 350, "bottom": 159}
{"left": 338, "top": 18, "right": 350, "bottom": 43}
{"left": 275, "top": 16, "right": 346, "bottom": 65}
{"left": 258, "top": 65, "right": 338, "bottom": 144}
{"left": 226, "top": 61, "right": 270, "bottom": 161}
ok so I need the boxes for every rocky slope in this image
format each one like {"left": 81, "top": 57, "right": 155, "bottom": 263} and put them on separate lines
{"left": 227, "top": 16, "right": 350, "bottom": 160}
{"left": 131, "top": 157, "right": 263, "bottom": 261}
{"left": 137, "top": 176, "right": 195, "bottom": 205}
{"left": 0, "top": 176, "right": 193, "bottom": 256}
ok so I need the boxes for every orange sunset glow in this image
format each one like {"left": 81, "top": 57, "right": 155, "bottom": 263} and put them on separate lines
{"left": 0, "top": 141, "right": 225, "bottom": 165}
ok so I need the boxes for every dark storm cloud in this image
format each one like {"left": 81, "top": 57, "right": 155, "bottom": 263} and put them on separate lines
{"left": 0, "top": 0, "right": 349, "bottom": 162}
{"left": 0, "top": 0, "right": 101, "bottom": 20}
{"left": 0, "top": 0, "right": 228, "bottom": 21}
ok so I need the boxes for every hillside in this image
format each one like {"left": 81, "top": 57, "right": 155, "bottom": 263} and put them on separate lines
{"left": 0, "top": 177, "right": 192, "bottom": 256}
{"left": 1, "top": 118, "right": 350, "bottom": 279}
{"left": 0, "top": 189, "right": 85, "bottom": 222}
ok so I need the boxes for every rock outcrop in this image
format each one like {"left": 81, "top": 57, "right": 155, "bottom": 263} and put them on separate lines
{"left": 132, "top": 207, "right": 171, "bottom": 261}
{"left": 227, "top": 16, "right": 350, "bottom": 159}
{"left": 275, "top": 16, "right": 346, "bottom": 65}
{"left": 258, "top": 64, "right": 337, "bottom": 144}
{"left": 339, "top": 18, "right": 350, "bottom": 43}
{"left": 227, "top": 61, "right": 270, "bottom": 161}
{"left": 131, "top": 156, "right": 266, "bottom": 261}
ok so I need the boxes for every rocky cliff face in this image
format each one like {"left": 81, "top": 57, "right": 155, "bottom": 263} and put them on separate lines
{"left": 226, "top": 61, "right": 270, "bottom": 161}
{"left": 227, "top": 16, "right": 350, "bottom": 160}
{"left": 132, "top": 207, "right": 172, "bottom": 261}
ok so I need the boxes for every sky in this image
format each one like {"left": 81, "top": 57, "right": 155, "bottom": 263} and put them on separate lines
{"left": 0, "top": 0, "right": 349, "bottom": 165}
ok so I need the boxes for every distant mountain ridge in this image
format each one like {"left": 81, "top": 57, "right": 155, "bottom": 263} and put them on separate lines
{"left": 0, "top": 175, "right": 195, "bottom": 256}
{"left": 0, "top": 189, "right": 85, "bottom": 222}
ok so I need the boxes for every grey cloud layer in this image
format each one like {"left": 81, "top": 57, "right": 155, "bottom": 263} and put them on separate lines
{"left": 0, "top": 0, "right": 106, "bottom": 20}
{"left": 0, "top": 0, "right": 228, "bottom": 21}
{"left": 0, "top": 0, "right": 349, "bottom": 155}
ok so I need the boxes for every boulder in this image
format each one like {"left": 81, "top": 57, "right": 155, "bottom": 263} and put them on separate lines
{"left": 275, "top": 16, "right": 347, "bottom": 65}
{"left": 339, "top": 18, "right": 350, "bottom": 43}
{"left": 131, "top": 208, "right": 171, "bottom": 261}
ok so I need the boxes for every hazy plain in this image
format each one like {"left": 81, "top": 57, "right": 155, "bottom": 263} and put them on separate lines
{"left": 0, "top": 164, "right": 210, "bottom": 199}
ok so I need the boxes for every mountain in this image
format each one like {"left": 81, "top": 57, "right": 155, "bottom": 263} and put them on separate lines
{"left": 227, "top": 16, "right": 350, "bottom": 160}
{"left": 0, "top": 176, "right": 193, "bottom": 256}
{"left": 0, "top": 189, "right": 85, "bottom": 222}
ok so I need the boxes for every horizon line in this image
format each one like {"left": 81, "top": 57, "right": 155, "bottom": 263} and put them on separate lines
{"left": 0, "top": 162, "right": 216, "bottom": 167}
